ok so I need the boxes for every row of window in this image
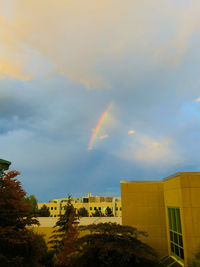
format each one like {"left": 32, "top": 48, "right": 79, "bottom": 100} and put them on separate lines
{"left": 47, "top": 207, "right": 57, "bottom": 210}
{"left": 47, "top": 206, "right": 122, "bottom": 212}
{"left": 89, "top": 207, "right": 122, "bottom": 211}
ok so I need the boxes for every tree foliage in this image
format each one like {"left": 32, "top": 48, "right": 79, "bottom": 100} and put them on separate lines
{"left": 105, "top": 207, "right": 114, "bottom": 217}
{"left": 0, "top": 170, "right": 51, "bottom": 267}
{"left": 91, "top": 209, "right": 104, "bottom": 217}
{"left": 188, "top": 249, "right": 200, "bottom": 267}
{"left": 66, "top": 223, "right": 158, "bottom": 267}
{"left": 38, "top": 204, "right": 50, "bottom": 217}
{"left": 23, "top": 194, "right": 38, "bottom": 216}
{"left": 78, "top": 207, "right": 89, "bottom": 217}
{"left": 49, "top": 195, "right": 80, "bottom": 266}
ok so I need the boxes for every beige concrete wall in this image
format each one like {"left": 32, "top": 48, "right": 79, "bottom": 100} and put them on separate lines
{"left": 34, "top": 216, "right": 121, "bottom": 228}
{"left": 163, "top": 173, "right": 200, "bottom": 266}
{"left": 121, "top": 181, "right": 168, "bottom": 258}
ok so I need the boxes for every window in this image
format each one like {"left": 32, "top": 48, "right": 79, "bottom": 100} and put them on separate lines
{"left": 94, "top": 207, "right": 97, "bottom": 210}
{"left": 120, "top": 207, "right": 122, "bottom": 211}
{"left": 55, "top": 207, "right": 57, "bottom": 210}
{"left": 51, "top": 207, "right": 53, "bottom": 210}
{"left": 116, "top": 207, "right": 118, "bottom": 211}
{"left": 90, "top": 207, "right": 92, "bottom": 210}
{"left": 83, "top": 198, "right": 89, "bottom": 203}
{"left": 168, "top": 207, "right": 184, "bottom": 261}
{"left": 98, "top": 207, "right": 101, "bottom": 211}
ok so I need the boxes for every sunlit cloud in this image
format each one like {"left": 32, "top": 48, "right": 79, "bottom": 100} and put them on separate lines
{"left": 117, "top": 135, "right": 181, "bottom": 165}
{"left": 195, "top": 97, "right": 200, "bottom": 102}
{"left": 99, "top": 134, "right": 109, "bottom": 140}
{"left": 128, "top": 130, "right": 135, "bottom": 135}
{"left": 134, "top": 137, "right": 171, "bottom": 162}
{"left": 1, "top": 0, "right": 200, "bottom": 85}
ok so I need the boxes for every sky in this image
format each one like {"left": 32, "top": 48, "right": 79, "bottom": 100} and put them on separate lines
{"left": 1, "top": 0, "right": 200, "bottom": 202}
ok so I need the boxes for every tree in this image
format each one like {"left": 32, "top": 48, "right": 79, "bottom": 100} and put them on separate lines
{"left": 188, "top": 249, "right": 200, "bottom": 267}
{"left": 49, "top": 195, "right": 80, "bottom": 266}
{"left": 78, "top": 207, "right": 89, "bottom": 217}
{"left": 67, "top": 223, "right": 158, "bottom": 267}
{"left": 0, "top": 170, "right": 51, "bottom": 267}
{"left": 105, "top": 206, "right": 114, "bottom": 217}
{"left": 91, "top": 209, "right": 104, "bottom": 217}
{"left": 38, "top": 204, "right": 50, "bottom": 217}
{"left": 23, "top": 194, "right": 38, "bottom": 216}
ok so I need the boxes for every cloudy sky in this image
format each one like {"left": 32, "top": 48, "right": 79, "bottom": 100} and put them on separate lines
{"left": 1, "top": 0, "right": 200, "bottom": 202}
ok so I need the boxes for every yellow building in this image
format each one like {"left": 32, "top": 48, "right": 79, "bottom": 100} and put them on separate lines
{"left": 38, "top": 194, "right": 121, "bottom": 217}
{"left": 121, "top": 172, "right": 200, "bottom": 266}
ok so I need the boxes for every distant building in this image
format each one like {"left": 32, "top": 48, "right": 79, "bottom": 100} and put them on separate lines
{"left": 38, "top": 194, "right": 121, "bottom": 217}
{"left": 121, "top": 172, "right": 200, "bottom": 266}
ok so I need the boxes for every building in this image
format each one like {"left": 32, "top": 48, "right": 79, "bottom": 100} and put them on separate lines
{"left": 38, "top": 194, "right": 121, "bottom": 217}
{"left": 121, "top": 172, "right": 200, "bottom": 266}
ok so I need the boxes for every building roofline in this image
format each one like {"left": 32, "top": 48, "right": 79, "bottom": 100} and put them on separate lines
{"left": 121, "top": 172, "right": 200, "bottom": 184}
{"left": 162, "top": 172, "right": 200, "bottom": 181}
{"left": 120, "top": 180, "right": 162, "bottom": 184}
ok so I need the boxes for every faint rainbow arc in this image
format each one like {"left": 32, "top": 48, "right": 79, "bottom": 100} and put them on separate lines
{"left": 88, "top": 102, "right": 113, "bottom": 150}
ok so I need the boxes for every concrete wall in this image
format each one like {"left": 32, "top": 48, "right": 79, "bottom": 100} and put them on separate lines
{"left": 164, "top": 173, "right": 200, "bottom": 266}
{"left": 121, "top": 181, "right": 168, "bottom": 258}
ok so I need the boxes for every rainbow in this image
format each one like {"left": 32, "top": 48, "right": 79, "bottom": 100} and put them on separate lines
{"left": 88, "top": 102, "right": 113, "bottom": 150}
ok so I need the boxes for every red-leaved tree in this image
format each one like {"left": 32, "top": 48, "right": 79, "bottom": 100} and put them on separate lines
{"left": 0, "top": 170, "right": 50, "bottom": 267}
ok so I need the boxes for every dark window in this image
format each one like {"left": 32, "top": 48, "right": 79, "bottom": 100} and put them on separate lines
{"left": 120, "top": 207, "right": 122, "bottom": 211}
{"left": 94, "top": 207, "right": 97, "bottom": 210}
{"left": 98, "top": 207, "right": 101, "bottom": 211}
{"left": 90, "top": 207, "right": 92, "bottom": 210}
{"left": 54, "top": 215, "right": 56, "bottom": 217}
{"left": 168, "top": 207, "right": 184, "bottom": 261}
{"left": 116, "top": 207, "right": 118, "bottom": 211}
{"left": 51, "top": 207, "right": 53, "bottom": 210}
{"left": 83, "top": 198, "right": 89, "bottom": 203}
{"left": 55, "top": 207, "right": 57, "bottom": 210}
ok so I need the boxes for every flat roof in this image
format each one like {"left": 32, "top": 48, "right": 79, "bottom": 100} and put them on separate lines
{"left": 120, "top": 180, "right": 162, "bottom": 184}
{"left": 121, "top": 172, "right": 200, "bottom": 184}
{"left": 163, "top": 172, "right": 200, "bottom": 181}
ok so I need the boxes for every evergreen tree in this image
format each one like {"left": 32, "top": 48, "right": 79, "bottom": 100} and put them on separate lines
{"left": 105, "top": 206, "right": 114, "bottom": 217}
{"left": 49, "top": 195, "right": 80, "bottom": 258}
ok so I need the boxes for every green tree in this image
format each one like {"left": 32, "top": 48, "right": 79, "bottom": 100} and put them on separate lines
{"left": 67, "top": 223, "right": 158, "bottom": 267}
{"left": 49, "top": 195, "right": 80, "bottom": 266}
{"left": 188, "top": 249, "right": 200, "bottom": 267}
{"left": 78, "top": 207, "right": 89, "bottom": 217}
{"left": 23, "top": 194, "right": 38, "bottom": 215}
{"left": 38, "top": 204, "right": 50, "bottom": 217}
{"left": 105, "top": 206, "right": 114, "bottom": 217}
{"left": 0, "top": 170, "right": 51, "bottom": 267}
{"left": 91, "top": 209, "right": 104, "bottom": 217}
